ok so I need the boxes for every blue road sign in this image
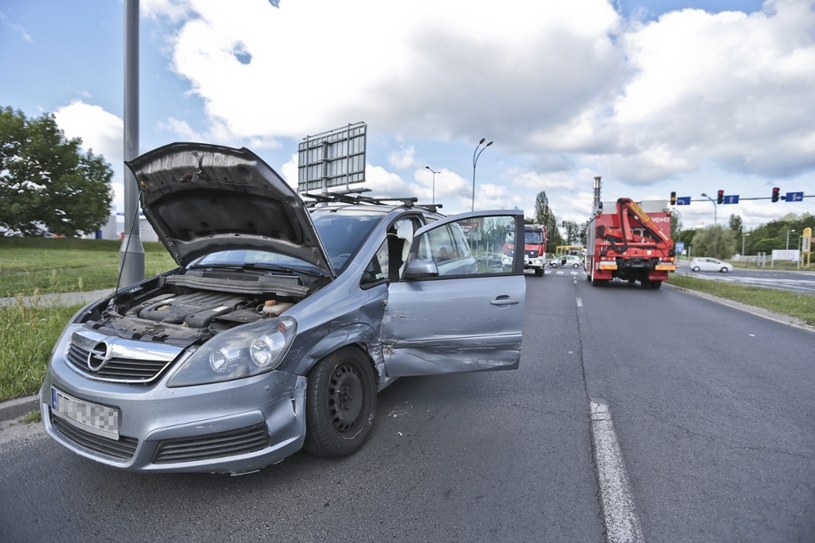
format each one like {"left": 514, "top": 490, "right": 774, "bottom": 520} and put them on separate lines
{"left": 723, "top": 194, "right": 739, "bottom": 204}
{"left": 786, "top": 191, "right": 804, "bottom": 202}
{"left": 676, "top": 196, "right": 691, "bottom": 205}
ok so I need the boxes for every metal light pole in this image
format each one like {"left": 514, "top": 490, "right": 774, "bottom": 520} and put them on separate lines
{"left": 786, "top": 229, "right": 796, "bottom": 250}
{"left": 120, "top": 0, "right": 144, "bottom": 287}
{"left": 700, "top": 193, "right": 718, "bottom": 256}
{"left": 425, "top": 166, "right": 439, "bottom": 205}
{"left": 471, "top": 138, "right": 493, "bottom": 212}
{"left": 742, "top": 232, "right": 749, "bottom": 256}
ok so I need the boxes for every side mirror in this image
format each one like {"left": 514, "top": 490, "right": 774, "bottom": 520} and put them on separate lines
{"left": 401, "top": 258, "right": 439, "bottom": 280}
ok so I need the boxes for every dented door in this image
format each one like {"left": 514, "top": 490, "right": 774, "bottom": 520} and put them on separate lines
{"left": 381, "top": 210, "right": 526, "bottom": 377}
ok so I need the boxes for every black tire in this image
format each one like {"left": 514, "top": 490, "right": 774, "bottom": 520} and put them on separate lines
{"left": 691, "top": 266, "right": 700, "bottom": 272}
{"left": 304, "top": 346, "right": 376, "bottom": 457}
{"left": 651, "top": 281, "right": 662, "bottom": 289}
{"left": 534, "top": 268, "right": 544, "bottom": 277}
{"left": 720, "top": 267, "right": 729, "bottom": 273}
{"left": 572, "top": 263, "right": 580, "bottom": 269}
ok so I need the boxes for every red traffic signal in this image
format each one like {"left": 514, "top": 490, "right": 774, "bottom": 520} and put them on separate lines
{"left": 670, "top": 191, "right": 677, "bottom": 205}
{"left": 772, "top": 187, "right": 780, "bottom": 202}
{"left": 716, "top": 190, "right": 724, "bottom": 204}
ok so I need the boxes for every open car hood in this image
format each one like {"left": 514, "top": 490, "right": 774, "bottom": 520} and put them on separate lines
{"left": 126, "top": 142, "right": 333, "bottom": 275}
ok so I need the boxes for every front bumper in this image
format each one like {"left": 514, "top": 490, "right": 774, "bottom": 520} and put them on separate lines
{"left": 524, "top": 256, "right": 544, "bottom": 269}
{"left": 40, "top": 353, "right": 307, "bottom": 474}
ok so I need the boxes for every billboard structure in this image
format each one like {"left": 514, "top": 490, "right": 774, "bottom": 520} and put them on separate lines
{"left": 297, "top": 122, "right": 367, "bottom": 194}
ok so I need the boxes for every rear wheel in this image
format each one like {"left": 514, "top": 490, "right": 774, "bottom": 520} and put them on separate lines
{"left": 304, "top": 346, "right": 377, "bottom": 457}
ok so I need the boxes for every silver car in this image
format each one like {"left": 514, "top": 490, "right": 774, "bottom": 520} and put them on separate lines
{"left": 690, "top": 257, "right": 733, "bottom": 273}
{"left": 39, "top": 143, "right": 526, "bottom": 474}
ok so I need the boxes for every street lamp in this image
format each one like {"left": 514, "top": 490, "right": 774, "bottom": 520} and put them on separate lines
{"left": 472, "top": 138, "right": 493, "bottom": 212}
{"left": 425, "top": 166, "right": 439, "bottom": 205}
{"left": 700, "top": 193, "right": 719, "bottom": 256}
{"left": 742, "top": 231, "right": 750, "bottom": 257}
{"left": 786, "top": 229, "right": 796, "bottom": 250}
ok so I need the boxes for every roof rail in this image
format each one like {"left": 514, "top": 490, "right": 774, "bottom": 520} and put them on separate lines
{"left": 302, "top": 192, "right": 441, "bottom": 212}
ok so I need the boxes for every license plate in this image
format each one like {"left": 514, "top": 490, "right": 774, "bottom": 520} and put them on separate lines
{"left": 51, "top": 387, "right": 119, "bottom": 440}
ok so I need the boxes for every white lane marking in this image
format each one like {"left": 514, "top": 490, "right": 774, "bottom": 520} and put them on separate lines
{"left": 576, "top": 297, "right": 583, "bottom": 308}
{"left": 590, "top": 399, "right": 644, "bottom": 543}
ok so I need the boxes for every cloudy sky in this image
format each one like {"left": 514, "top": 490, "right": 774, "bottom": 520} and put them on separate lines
{"left": 2, "top": 0, "right": 814, "bottom": 232}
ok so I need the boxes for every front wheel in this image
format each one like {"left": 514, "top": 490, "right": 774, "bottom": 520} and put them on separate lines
{"left": 534, "top": 267, "right": 544, "bottom": 277}
{"left": 304, "top": 346, "right": 377, "bottom": 457}
{"left": 720, "top": 267, "right": 729, "bottom": 273}
{"left": 691, "top": 266, "right": 701, "bottom": 272}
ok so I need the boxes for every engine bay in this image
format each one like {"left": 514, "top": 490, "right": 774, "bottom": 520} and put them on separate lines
{"left": 81, "top": 272, "right": 307, "bottom": 346}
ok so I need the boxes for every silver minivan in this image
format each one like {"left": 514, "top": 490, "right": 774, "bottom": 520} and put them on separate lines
{"left": 39, "top": 143, "right": 527, "bottom": 474}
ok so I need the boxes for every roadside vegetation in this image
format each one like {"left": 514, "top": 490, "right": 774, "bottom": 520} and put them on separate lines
{"left": 0, "top": 299, "right": 83, "bottom": 402}
{"left": 0, "top": 237, "right": 176, "bottom": 297}
{"left": 668, "top": 274, "right": 815, "bottom": 326}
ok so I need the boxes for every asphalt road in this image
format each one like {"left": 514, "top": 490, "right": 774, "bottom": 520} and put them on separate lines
{"left": 1, "top": 273, "right": 813, "bottom": 542}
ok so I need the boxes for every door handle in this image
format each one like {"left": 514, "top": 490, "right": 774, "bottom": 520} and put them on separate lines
{"left": 490, "top": 295, "right": 520, "bottom": 307}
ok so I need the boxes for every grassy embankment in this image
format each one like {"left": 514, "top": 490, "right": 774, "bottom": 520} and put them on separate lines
{"left": 0, "top": 238, "right": 176, "bottom": 402}
{"left": 668, "top": 274, "right": 815, "bottom": 326}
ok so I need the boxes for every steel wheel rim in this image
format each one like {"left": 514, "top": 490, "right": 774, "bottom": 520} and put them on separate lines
{"left": 328, "top": 364, "right": 364, "bottom": 434}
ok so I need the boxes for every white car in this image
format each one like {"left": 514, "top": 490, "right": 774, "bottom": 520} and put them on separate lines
{"left": 690, "top": 257, "right": 733, "bottom": 273}
{"left": 549, "top": 254, "right": 583, "bottom": 269}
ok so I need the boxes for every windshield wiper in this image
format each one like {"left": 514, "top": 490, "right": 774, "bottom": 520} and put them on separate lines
{"left": 188, "top": 262, "right": 327, "bottom": 277}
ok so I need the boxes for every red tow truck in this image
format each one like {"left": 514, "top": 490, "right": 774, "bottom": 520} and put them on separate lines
{"left": 584, "top": 198, "right": 676, "bottom": 288}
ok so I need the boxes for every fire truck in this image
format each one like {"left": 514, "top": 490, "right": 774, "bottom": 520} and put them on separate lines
{"left": 504, "top": 224, "right": 547, "bottom": 276}
{"left": 584, "top": 198, "right": 676, "bottom": 288}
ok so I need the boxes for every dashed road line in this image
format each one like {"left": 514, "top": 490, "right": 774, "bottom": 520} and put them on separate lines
{"left": 576, "top": 297, "right": 584, "bottom": 308}
{"left": 590, "top": 399, "right": 644, "bottom": 543}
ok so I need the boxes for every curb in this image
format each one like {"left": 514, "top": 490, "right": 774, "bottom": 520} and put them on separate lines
{"left": 0, "top": 394, "right": 39, "bottom": 422}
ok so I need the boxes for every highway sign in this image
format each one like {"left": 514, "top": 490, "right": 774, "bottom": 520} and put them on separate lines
{"left": 786, "top": 192, "right": 804, "bottom": 202}
{"left": 676, "top": 196, "right": 691, "bottom": 205}
{"left": 722, "top": 195, "right": 740, "bottom": 204}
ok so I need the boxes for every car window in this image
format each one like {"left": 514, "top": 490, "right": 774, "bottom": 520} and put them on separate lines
{"left": 411, "top": 215, "right": 517, "bottom": 277}
{"left": 363, "top": 217, "right": 419, "bottom": 286}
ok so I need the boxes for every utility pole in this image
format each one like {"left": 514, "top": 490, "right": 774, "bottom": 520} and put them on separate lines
{"left": 119, "top": 0, "right": 145, "bottom": 287}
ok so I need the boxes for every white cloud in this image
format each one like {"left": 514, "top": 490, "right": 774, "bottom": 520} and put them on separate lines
{"left": 54, "top": 101, "right": 123, "bottom": 165}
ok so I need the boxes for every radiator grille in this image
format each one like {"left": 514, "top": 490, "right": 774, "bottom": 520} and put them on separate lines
{"left": 66, "top": 342, "right": 173, "bottom": 383}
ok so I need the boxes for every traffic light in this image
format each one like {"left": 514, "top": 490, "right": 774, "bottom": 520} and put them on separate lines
{"left": 670, "top": 191, "right": 677, "bottom": 205}
{"left": 772, "top": 187, "right": 780, "bottom": 202}
{"left": 716, "top": 189, "right": 724, "bottom": 204}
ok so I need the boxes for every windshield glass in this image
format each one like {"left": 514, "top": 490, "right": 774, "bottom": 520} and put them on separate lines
{"left": 525, "top": 230, "right": 543, "bottom": 244}
{"left": 191, "top": 250, "right": 324, "bottom": 274}
{"left": 311, "top": 209, "right": 386, "bottom": 272}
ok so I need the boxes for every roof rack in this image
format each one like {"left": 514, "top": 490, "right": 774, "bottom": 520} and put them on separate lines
{"left": 302, "top": 192, "right": 442, "bottom": 213}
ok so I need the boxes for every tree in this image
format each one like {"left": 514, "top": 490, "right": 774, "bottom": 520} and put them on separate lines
{"left": 563, "top": 221, "right": 581, "bottom": 244}
{"left": 728, "top": 214, "right": 743, "bottom": 236}
{"left": 0, "top": 106, "right": 113, "bottom": 236}
{"left": 690, "top": 226, "right": 736, "bottom": 259}
{"left": 533, "top": 190, "right": 563, "bottom": 250}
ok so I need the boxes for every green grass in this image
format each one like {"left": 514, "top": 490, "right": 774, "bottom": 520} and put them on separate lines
{"left": 0, "top": 300, "right": 83, "bottom": 402}
{"left": 668, "top": 274, "right": 815, "bottom": 326}
{"left": 0, "top": 238, "right": 176, "bottom": 297}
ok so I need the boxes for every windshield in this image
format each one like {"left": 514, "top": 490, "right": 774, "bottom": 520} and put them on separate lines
{"left": 191, "top": 249, "right": 324, "bottom": 274}
{"left": 525, "top": 230, "right": 543, "bottom": 244}
{"left": 311, "top": 209, "right": 386, "bottom": 272}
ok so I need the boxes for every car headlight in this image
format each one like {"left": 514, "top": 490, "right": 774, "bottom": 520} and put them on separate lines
{"left": 167, "top": 316, "right": 297, "bottom": 387}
